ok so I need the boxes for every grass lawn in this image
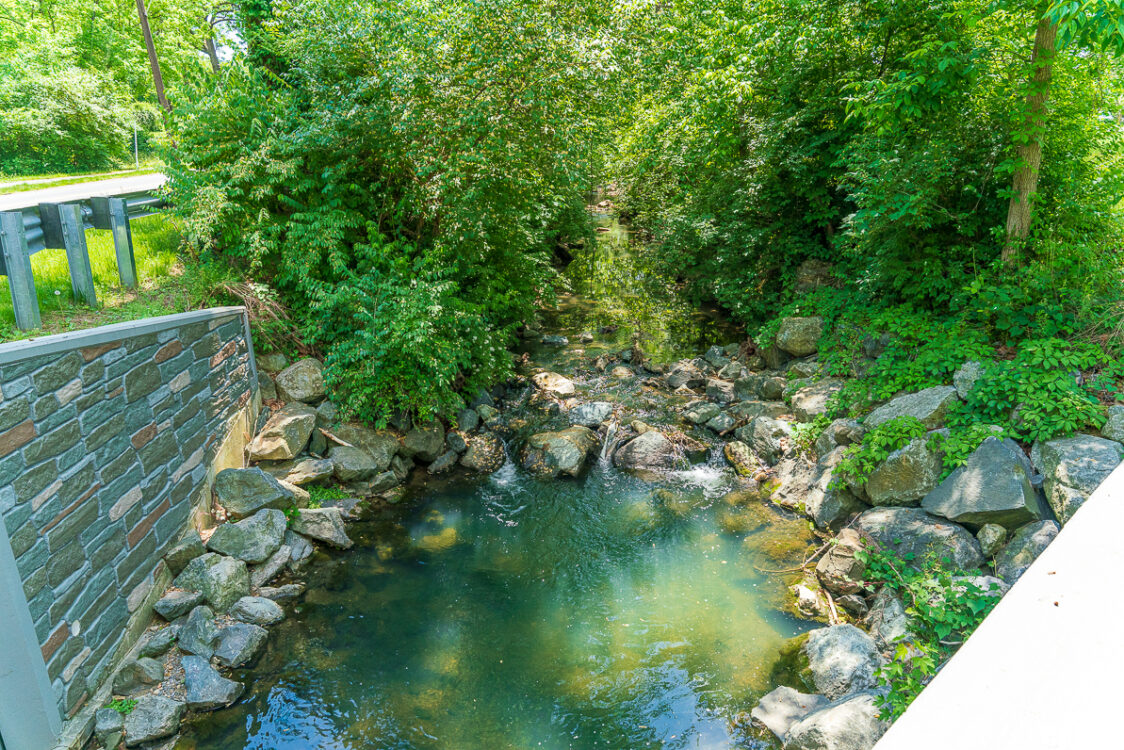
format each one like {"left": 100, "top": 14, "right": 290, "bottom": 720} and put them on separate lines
{"left": 0, "top": 213, "right": 197, "bottom": 342}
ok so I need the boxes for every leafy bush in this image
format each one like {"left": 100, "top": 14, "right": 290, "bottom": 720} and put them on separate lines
{"left": 835, "top": 416, "right": 927, "bottom": 487}
{"left": 859, "top": 546, "right": 1002, "bottom": 720}
{"left": 167, "top": 0, "right": 614, "bottom": 423}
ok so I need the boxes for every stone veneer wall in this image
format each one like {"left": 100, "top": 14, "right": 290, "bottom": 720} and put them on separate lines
{"left": 0, "top": 307, "right": 259, "bottom": 723}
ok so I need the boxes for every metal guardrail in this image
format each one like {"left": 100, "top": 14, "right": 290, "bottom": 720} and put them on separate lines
{"left": 0, "top": 191, "right": 165, "bottom": 330}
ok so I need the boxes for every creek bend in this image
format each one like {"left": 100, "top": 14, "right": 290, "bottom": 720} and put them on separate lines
{"left": 176, "top": 211, "right": 815, "bottom": 749}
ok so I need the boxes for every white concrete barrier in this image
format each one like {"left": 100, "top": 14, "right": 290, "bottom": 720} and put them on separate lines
{"left": 875, "top": 461, "right": 1124, "bottom": 749}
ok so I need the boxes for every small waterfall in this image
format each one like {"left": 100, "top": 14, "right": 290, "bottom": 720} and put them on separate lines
{"left": 600, "top": 420, "right": 620, "bottom": 462}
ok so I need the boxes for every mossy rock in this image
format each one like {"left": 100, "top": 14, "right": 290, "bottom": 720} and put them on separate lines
{"left": 717, "top": 504, "right": 775, "bottom": 535}
{"left": 721, "top": 483, "right": 767, "bottom": 506}
{"left": 769, "top": 631, "right": 814, "bottom": 693}
{"left": 746, "top": 530, "right": 813, "bottom": 568}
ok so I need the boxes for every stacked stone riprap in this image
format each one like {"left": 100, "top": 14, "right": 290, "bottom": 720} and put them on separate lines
{"left": 0, "top": 310, "right": 254, "bottom": 720}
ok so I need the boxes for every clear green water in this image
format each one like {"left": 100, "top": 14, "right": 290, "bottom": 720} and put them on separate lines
{"left": 175, "top": 211, "right": 813, "bottom": 750}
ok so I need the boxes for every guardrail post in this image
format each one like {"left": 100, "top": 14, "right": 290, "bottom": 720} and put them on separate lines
{"left": 37, "top": 203, "right": 66, "bottom": 249}
{"left": 0, "top": 212, "right": 40, "bottom": 330}
{"left": 59, "top": 204, "right": 98, "bottom": 308}
{"left": 108, "top": 197, "right": 137, "bottom": 288}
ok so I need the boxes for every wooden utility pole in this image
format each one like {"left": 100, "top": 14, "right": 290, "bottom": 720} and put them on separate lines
{"left": 1002, "top": 17, "right": 1058, "bottom": 265}
{"left": 135, "top": 0, "right": 171, "bottom": 113}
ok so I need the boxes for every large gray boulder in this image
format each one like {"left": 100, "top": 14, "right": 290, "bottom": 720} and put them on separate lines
{"left": 329, "top": 445, "right": 380, "bottom": 482}
{"left": 521, "top": 426, "right": 599, "bottom": 478}
{"left": 460, "top": 434, "right": 506, "bottom": 473}
{"left": 783, "top": 691, "right": 888, "bottom": 750}
{"left": 865, "top": 437, "right": 942, "bottom": 507}
{"left": 995, "top": 520, "right": 1060, "bottom": 583}
{"left": 401, "top": 421, "right": 446, "bottom": 462}
{"left": 855, "top": 507, "right": 984, "bottom": 571}
{"left": 183, "top": 655, "right": 243, "bottom": 711}
{"left": 262, "top": 457, "right": 334, "bottom": 486}
{"left": 805, "top": 449, "right": 869, "bottom": 531}
{"left": 163, "top": 532, "right": 205, "bottom": 575}
{"left": 864, "top": 587, "right": 911, "bottom": 650}
{"left": 274, "top": 358, "right": 326, "bottom": 403}
{"left": 706, "top": 378, "right": 736, "bottom": 403}
{"left": 213, "top": 468, "right": 302, "bottom": 519}
{"left": 330, "top": 423, "right": 398, "bottom": 473}
{"left": 814, "top": 420, "right": 866, "bottom": 457}
{"left": 864, "top": 386, "right": 959, "bottom": 430}
{"left": 613, "top": 430, "right": 680, "bottom": 471}
{"left": 1102, "top": 405, "right": 1124, "bottom": 443}
{"left": 154, "top": 589, "right": 203, "bottom": 620}
{"left": 816, "top": 529, "right": 866, "bottom": 596}
{"left": 247, "top": 402, "right": 317, "bottom": 461}
{"left": 803, "top": 625, "right": 883, "bottom": 700}
{"left": 734, "top": 417, "right": 793, "bottom": 465}
{"left": 751, "top": 686, "right": 830, "bottom": 742}
{"left": 214, "top": 622, "right": 270, "bottom": 667}
{"left": 123, "top": 695, "right": 184, "bottom": 747}
{"left": 112, "top": 657, "right": 163, "bottom": 695}
{"left": 290, "top": 507, "right": 353, "bottom": 548}
{"left": 177, "top": 605, "right": 219, "bottom": 658}
{"left": 1034, "top": 435, "right": 1124, "bottom": 524}
{"left": 792, "top": 379, "right": 845, "bottom": 423}
{"left": 206, "top": 509, "right": 286, "bottom": 564}
{"left": 570, "top": 402, "right": 613, "bottom": 427}
{"left": 683, "top": 401, "right": 721, "bottom": 425}
{"left": 776, "top": 317, "right": 824, "bottom": 357}
{"left": 953, "top": 361, "right": 985, "bottom": 399}
{"left": 174, "top": 553, "right": 250, "bottom": 612}
{"left": 921, "top": 437, "right": 1045, "bottom": 529}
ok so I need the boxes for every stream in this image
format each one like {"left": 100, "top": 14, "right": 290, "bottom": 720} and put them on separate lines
{"left": 175, "top": 209, "right": 815, "bottom": 749}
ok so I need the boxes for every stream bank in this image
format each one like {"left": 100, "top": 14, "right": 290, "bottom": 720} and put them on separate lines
{"left": 84, "top": 209, "right": 1121, "bottom": 750}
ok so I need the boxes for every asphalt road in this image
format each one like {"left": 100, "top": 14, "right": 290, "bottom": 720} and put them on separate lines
{"left": 0, "top": 173, "right": 166, "bottom": 211}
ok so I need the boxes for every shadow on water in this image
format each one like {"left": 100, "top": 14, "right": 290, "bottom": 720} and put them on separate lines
{"left": 175, "top": 214, "right": 812, "bottom": 750}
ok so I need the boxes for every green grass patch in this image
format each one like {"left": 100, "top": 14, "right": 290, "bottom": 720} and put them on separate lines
{"left": 0, "top": 213, "right": 191, "bottom": 342}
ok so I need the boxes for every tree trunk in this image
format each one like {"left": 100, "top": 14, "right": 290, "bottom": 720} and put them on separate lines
{"left": 135, "top": 0, "right": 171, "bottom": 113}
{"left": 204, "top": 36, "right": 221, "bottom": 73}
{"left": 1002, "top": 17, "right": 1058, "bottom": 265}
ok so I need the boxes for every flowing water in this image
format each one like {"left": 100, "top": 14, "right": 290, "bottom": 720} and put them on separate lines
{"left": 175, "top": 210, "right": 815, "bottom": 750}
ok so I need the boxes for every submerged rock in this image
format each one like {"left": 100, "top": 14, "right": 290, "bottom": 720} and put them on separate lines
{"left": 921, "top": 437, "right": 1044, "bottom": 529}
{"left": 864, "top": 386, "right": 959, "bottom": 430}
{"left": 995, "top": 520, "right": 1060, "bottom": 583}
{"left": 1034, "top": 434, "right": 1124, "bottom": 524}
{"left": 855, "top": 507, "right": 984, "bottom": 572}
{"left": 521, "top": 426, "right": 600, "bottom": 477}
{"left": 274, "top": 358, "right": 326, "bottom": 403}
{"left": 247, "top": 402, "right": 317, "bottom": 461}
{"left": 613, "top": 430, "right": 680, "bottom": 471}
{"left": 783, "top": 690, "right": 888, "bottom": 750}
{"left": 751, "top": 686, "right": 830, "bottom": 742}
